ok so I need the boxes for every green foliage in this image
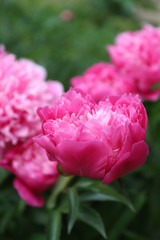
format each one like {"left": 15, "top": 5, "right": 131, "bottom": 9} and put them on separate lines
{"left": 68, "top": 188, "right": 79, "bottom": 233}
{"left": 109, "top": 193, "right": 146, "bottom": 240}
{"left": 0, "top": 0, "right": 160, "bottom": 240}
{"left": 47, "top": 209, "right": 62, "bottom": 240}
{"left": 76, "top": 178, "right": 135, "bottom": 211}
{"left": 0, "top": 0, "right": 140, "bottom": 90}
{"left": 78, "top": 204, "right": 107, "bottom": 239}
{"left": 0, "top": 169, "right": 9, "bottom": 185}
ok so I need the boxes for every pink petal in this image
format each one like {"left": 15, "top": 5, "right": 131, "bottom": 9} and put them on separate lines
{"left": 103, "top": 141, "right": 149, "bottom": 184}
{"left": 56, "top": 139, "right": 108, "bottom": 179}
{"left": 13, "top": 178, "right": 44, "bottom": 207}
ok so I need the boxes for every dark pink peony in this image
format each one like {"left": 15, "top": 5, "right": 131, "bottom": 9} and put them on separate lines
{"left": 0, "top": 45, "right": 63, "bottom": 157}
{"left": 35, "top": 88, "right": 149, "bottom": 184}
{"left": 107, "top": 25, "right": 160, "bottom": 101}
{"left": 0, "top": 140, "right": 59, "bottom": 207}
{"left": 70, "top": 63, "right": 135, "bottom": 102}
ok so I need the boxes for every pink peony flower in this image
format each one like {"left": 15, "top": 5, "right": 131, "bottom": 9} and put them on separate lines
{"left": 0, "top": 45, "right": 64, "bottom": 157}
{"left": 0, "top": 139, "right": 59, "bottom": 207}
{"left": 70, "top": 63, "right": 135, "bottom": 102}
{"left": 60, "top": 9, "right": 75, "bottom": 22}
{"left": 35, "top": 88, "right": 149, "bottom": 184}
{"left": 107, "top": 25, "right": 160, "bottom": 101}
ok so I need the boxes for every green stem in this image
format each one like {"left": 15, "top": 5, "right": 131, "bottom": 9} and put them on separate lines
{"left": 47, "top": 175, "right": 74, "bottom": 210}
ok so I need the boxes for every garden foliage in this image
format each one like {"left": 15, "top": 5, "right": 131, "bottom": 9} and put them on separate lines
{"left": 0, "top": 1, "right": 160, "bottom": 240}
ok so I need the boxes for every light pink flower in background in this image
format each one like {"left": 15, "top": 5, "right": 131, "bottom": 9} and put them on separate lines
{"left": 60, "top": 9, "right": 75, "bottom": 22}
{"left": 35, "top": 88, "right": 149, "bottom": 184}
{"left": 70, "top": 63, "right": 135, "bottom": 102}
{"left": 0, "top": 140, "right": 59, "bottom": 207}
{"left": 107, "top": 24, "right": 160, "bottom": 101}
{"left": 0, "top": 45, "right": 64, "bottom": 157}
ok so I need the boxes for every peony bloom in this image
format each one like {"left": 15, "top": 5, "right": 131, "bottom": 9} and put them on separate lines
{"left": 107, "top": 24, "right": 160, "bottom": 101}
{"left": 0, "top": 140, "right": 59, "bottom": 207}
{"left": 60, "top": 9, "right": 75, "bottom": 22}
{"left": 70, "top": 63, "right": 135, "bottom": 102}
{"left": 0, "top": 45, "right": 64, "bottom": 157}
{"left": 35, "top": 88, "right": 149, "bottom": 184}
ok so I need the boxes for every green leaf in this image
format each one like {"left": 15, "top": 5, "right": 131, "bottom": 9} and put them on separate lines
{"left": 77, "top": 180, "right": 135, "bottom": 212}
{"left": 0, "top": 206, "right": 15, "bottom": 233}
{"left": 31, "top": 208, "right": 47, "bottom": 225}
{"left": 75, "top": 178, "right": 94, "bottom": 188}
{"left": 68, "top": 188, "right": 79, "bottom": 234}
{"left": 109, "top": 193, "right": 146, "bottom": 240}
{"left": 151, "top": 82, "right": 160, "bottom": 90}
{"left": 47, "top": 209, "right": 62, "bottom": 240}
{"left": 79, "top": 189, "right": 121, "bottom": 202}
{"left": 28, "top": 233, "right": 45, "bottom": 240}
{"left": 16, "top": 199, "right": 26, "bottom": 216}
{"left": 124, "top": 230, "right": 152, "bottom": 240}
{"left": 78, "top": 205, "right": 107, "bottom": 239}
{"left": 47, "top": 176, "right": 73, "bottom": 209}
{"left": 0, "top": 168, "right": 10, "bottom": 185}
{"left": 57, "top": 194, "right": 69, "bottom": 214}
{"left": 91, "top": 182, "right": 134, "bottom": 211}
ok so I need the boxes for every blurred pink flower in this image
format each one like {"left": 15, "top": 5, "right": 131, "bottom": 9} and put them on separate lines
{"left": 35, "top": 88, "right": 149, "bottom": 184}
{"left": 0, "top": 139, "right": 59, "bottom": 207}
{"left": 0, "top": 45, "right": 64, "bottom": 157}
{"left": 71, "top": 63, "right": 135, "bottom": 102}
{"left": 60, "top": 9, "right": 75, "bottom": 22}
{"left": 107, "top": 24, "right": 160, "bottom": 101}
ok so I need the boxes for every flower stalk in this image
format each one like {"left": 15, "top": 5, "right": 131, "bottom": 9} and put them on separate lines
{"left": 47, "top": 175, "right": 74, "bottom": 210}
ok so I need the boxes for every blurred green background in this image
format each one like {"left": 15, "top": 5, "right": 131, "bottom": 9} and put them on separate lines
{"left": 0, "top": 0, "right": 143, "bottom": 89}
{"left": 0, "top": 0, "right": 160, "bottom": 240}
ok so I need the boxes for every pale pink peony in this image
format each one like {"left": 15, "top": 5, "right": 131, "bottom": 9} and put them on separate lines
{"left": 0, "top": 139, "right": 59, "bottom": 207}
{"left": 35, "top": 88, "right": 149, "bottom": 184}
{"left": 71, "top": 63, "right": 135, "bottom": 102}
{"left": 107, "top": 25, "right": 160, "bottom": 101}
{"left": 0, "top": 45, "right": 64, "bottom": 157}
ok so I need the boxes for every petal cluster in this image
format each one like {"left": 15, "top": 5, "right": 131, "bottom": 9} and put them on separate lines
{"left": 107, "top": 25, "right": 160, "bottom": 101}
{"left": 35, "top": 88, "right": 149, "bottom": 184}
{"left": 0, "top": 140, "right": 59, "bottom": 207}
{"left": 71, "top": 63, "right": 135, "bottom": 102}
{"left": 0, "top": 46, "right": 63, "bottom": 156}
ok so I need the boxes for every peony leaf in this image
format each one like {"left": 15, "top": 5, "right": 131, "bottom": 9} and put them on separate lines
{"left": 68, "top": 187, "right": 79, "bottom": 234}
{"left": 109, "top": 193, "right": 146, "bottom": 240}
{"left": 78, "top": 205, "right": 107, "bottom": 239}
{"left": 57, "top": 194, "right": 69, "bottom": 214}
{"left": 47, "top": 176, "right": 73, "bottom": 209}
{"left": 0, "top": 168, "right": 9, "bottom": 185}
{"left": 75, "top": 178, "right": 95, "bottom": 188}
{"left": 151, "top": 82, "right": 160, "bottom": 90}
{"left": 47, "top": 209, "right": 62, "bottom": 240}
{"left": 90, "top": 182, "right": 135, "bottom": 212}
{"left": 124, "top": 230, "right": 152, "bottom": 240}
{"left": 0, "top": 206, "right": 15, "bottom": 234}
{"left": 77, "top": 180, "right": 135, "bottom": 212}
{"left": 79, "top": 189, "right": 120, "bottom": 202}
{"left": 29, "top": 233, "right": 45, "bottom": 240}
